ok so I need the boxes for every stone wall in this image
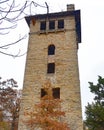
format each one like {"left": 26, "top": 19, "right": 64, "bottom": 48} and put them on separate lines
{"left": 18, "top": 10, "right": 83, "bottom": 130}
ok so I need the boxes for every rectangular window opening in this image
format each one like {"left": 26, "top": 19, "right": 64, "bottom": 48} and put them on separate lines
{"left": 47, "top": 63, "right": 55, "bottom": 74}
{"left": 58, "top": 20, "right": 64, "bottom": 29}
{"left": 41, "top": 88, "right": 60, "bottom": 99}
{"left": 41, "top": 88, "right": 47, "bottom": 98}
{"left": 49, "top": 21, "right": 55, "bottom": 30}
{"left": 52, "top": 88, "right": 60, "bottom": 99}
{"left": 40, "top": 21, "right": 46, "bottom": 30}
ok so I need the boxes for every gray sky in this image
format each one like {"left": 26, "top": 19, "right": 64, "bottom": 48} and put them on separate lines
{"left": 0, "top": 0, "right": 104, "bottom": 119}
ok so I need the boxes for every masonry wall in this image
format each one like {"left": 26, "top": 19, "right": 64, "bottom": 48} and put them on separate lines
{"left": 18, "top": 14, "right": 83, "bottom": 130}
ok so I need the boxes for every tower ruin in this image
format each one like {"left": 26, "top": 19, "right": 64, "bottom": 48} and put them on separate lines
{"left": 18, "top": 4, "right": 83, "bottom": 130}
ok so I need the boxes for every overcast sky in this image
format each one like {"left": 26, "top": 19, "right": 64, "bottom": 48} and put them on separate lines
{"left": 0, "top": 0, "right": 104, "bottom": 119}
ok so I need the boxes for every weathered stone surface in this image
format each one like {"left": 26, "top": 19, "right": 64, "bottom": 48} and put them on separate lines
{"left": 18, "top": 6, "right": 83, "bottom": 130}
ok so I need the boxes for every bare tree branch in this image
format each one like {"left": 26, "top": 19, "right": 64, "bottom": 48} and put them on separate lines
{"left": 0, "top": 50, "right": 26, "bottom": 58}
{"left": 0, "top": 34, "right": 27, "bottom": 49}
{"left": 0, "top": 0, "right": 15, "bottom": 21}
{"left": 0, "top": 0, "right": 47, "bottom": 57}
{"left": 0, "top": 24, "right": 17, "bottom": 30}
{"left": 0, "top": 0, "right": 9, "bottom": 4}
{"left": 0, "top": 34, "right": 27, "bottom": 57}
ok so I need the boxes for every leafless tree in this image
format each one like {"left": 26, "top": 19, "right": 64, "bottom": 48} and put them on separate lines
{"left": 0, "top": 0, "right": 47, "bottom": 57}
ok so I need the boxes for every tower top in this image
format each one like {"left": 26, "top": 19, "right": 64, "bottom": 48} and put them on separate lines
{"left": 25, "top": 4, "right": 81, "bottom": 43}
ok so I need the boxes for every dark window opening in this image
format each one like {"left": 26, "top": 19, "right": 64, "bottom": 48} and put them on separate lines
{"left": 58, "top": 20, "right": 64, "bottom": 29}
{"left": 47, "top": 63, "right": 55, "bottom": 73}
{"left": 41, "top": 89, "right": 47, "bottom": 97}
{"left": 49, "top": 21, "right": 55, "bottom": 30}
{"left": 41, "top": 88, "right": 60, "bottom": 99}
{"left": 48, "top": 45, "right": 55, "bottom": 55}
{"left": 52, "top": 88, "right": 60, "bottom": 99}
{"left": 40, "top": 21, "right": 46, "bottom": 30}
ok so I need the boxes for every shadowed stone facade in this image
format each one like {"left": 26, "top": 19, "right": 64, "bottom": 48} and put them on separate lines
{"left": 18, "top": 4, "right": 83, "bottom": 130}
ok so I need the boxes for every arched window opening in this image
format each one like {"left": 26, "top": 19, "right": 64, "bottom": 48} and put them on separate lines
{"left": 48, "top": 45, "right": 55, "bottom": 55}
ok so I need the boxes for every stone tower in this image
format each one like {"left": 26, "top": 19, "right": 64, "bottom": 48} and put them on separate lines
{"left": 18, "top": 4, "right": 83, "bottom": 130}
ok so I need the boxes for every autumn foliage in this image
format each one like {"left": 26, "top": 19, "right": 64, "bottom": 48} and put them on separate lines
{"left": 0, "top": 77, "right": 21, "bottom": 130}
{"left": 24, "top": 81, "right": 70, "bottom": 130}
